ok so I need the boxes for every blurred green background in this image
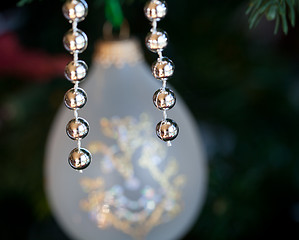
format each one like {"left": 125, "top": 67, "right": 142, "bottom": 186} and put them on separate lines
{"left": 1, "top": 0, "right": 299, "bottom": 239}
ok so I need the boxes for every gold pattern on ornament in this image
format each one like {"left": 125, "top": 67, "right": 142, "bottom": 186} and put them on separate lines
{"left": 80, "top": 113, "right": 186, "bottom": 240}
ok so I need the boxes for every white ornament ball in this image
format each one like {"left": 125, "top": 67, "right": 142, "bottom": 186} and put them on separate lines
{"left": 45, "top": 39, "right": 207, "bottom": 240}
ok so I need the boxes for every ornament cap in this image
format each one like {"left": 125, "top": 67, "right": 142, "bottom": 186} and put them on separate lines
{"left": 94, "top": 38, "right": 143, "bottom": 68}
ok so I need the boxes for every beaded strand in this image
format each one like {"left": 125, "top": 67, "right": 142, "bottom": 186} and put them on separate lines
{"left": 62, "top": 0, "right": 91, "bottom": 170}
{"left": 144, "top": 0, "right": 179, "bottom": 146}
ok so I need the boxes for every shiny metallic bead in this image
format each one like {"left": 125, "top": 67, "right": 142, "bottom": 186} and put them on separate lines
{"left": 66, "top": 117, "right": 89, "bottom": 140}
{"left": 152, "top": 57, "right": 174, "bottom": 80}
{"left": 64, "top": 60, "right": 88, "bottom": 82}
{"left": 62, "top": 0, "right": 88, "bottom": 22}
{"left": 63, "top": 29, "right": 87, "bottom": 53}
{"left": 153, "top": 88, "right": 176, "bottom": 110}
{"left": 145, "top": 29, "right": 168, "bottom": 53}
{"left": 68, "top": 147, "right": 91, "bottom": 170}
{"left": 156, "top": 118, "right": 179, "bottom": 141}
{"left": 144, "top": 0, "right": 167, "bottom": 21}
{"left": 64, "top": 88, "right": 87, "bottom": 110}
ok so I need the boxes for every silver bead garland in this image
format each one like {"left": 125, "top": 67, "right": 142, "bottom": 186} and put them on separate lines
{"left": 144, "top": 0, "right": 179, "bottom": 146}
{"left": 62, "top": 0, "right": 91, "bottom": 170}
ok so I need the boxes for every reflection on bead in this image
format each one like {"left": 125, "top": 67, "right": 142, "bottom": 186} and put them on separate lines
{"left": 153, "top": 88, "right": 176, "bottom": 110}
{"left": 145, "top": 29, "right": 168, "bottom": 53}
{"left": 63, "top": 29, "right": 88, "bottom": 53}
{"left": 64, "top": 88, "right": 87, "bottom": 110}
{"left": 152, "top": 57, "right": 174, "bottom": 80}
{"left": 62, "top": 0, "right": 88, "bottom": 22}
{"left": 66, "top": 117, "right": 89, "bottom": 140}
{"left": 144, "top": 0, "right": 167, "bottom": 21}
{"left": 156, "top": 118, "right": 179, "bottom": 141}
{"left": 68, "top": 147, "right": 91, "bottom": 170}
{"left": 65, "top": 60, "right": 88, "bottom": 82}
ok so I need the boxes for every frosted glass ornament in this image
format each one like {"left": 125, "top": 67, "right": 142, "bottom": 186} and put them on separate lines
{"left": 45, "top": 39, "right": 207, "bottom": 240}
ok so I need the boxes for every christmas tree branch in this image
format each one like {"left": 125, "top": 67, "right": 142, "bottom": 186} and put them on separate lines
{"left": 246, "top": 0, "right": 298, "bottom": 34}
{"left": 17, "top": 0, "right": 34, "bottom": 7}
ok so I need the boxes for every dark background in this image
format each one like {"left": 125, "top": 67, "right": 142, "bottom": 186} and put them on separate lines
{"left": 1, "top": 0, "right": 299, "bottom": 239}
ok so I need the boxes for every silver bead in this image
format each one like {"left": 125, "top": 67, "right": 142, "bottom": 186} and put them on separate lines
{"left": 64, "top": 88, "right": 87, "bottom": 110}
{"left": 66, "top": 117, "right": 89, "bottom": 140}
{"left": 63, "top": 29, "right": 88, "bottom": 53}
{"left": 145, "top": 29, "right": 168, "bottom": 53}
{"left": 153, "top": 88, "right": 176, "bottom": 110}
{"left": 64, "top": 60, "right": 88, "bottom": 82}
{"left": 152, "top": 57, "right": 174, "bottom": 80}
{"left": 68, "top": 147, "right": 91, "bottom": 170}
{"left": 156, "top": 118, "right": 179, "bottom": 141}
{"left": 62, "top": 0, "right": 88, "bottom": 22}
{"left": 144, "top": 0, "right": 167, "bottom": 21}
